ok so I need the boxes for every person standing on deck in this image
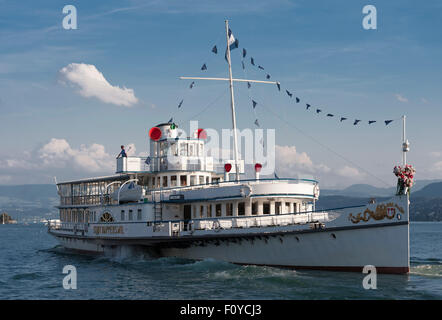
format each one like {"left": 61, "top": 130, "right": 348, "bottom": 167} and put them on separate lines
{"left": 116, "top": 145, "right": 127, "bottom": 158}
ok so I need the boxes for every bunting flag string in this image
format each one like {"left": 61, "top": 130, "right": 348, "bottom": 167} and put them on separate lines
{"left": 175, "top": 27, "right": 398, "bottom": 131}
{"left": 234, "top": 39, "right": 398, "bottom": 127}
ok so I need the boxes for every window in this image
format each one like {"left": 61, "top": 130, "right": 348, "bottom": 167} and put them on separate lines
{"left": 238, "top": 202, "right": 245, "bottom": 216}
{"left": 180, "top": 143, "right": 187, "bottom": 156}
{"left": 151, "top": 177, "right": 155, "bottom": 188}
{"left": 226, "top": 203, "right": 233, "bottom": 216}
{"left": 190, "top": 175, "right": 196, "bottom": 186}
{"left": 162, "top": 176, "right": 168, "bottom": 187}
{"left": 137, "top": 209, "right": 142, "bottom": 220}
{"left": 170, "top": 142, "right": 178, "bottom": 156}
{"left": 206, "top": 177, "right": 210, "bottom": 184}
{"left": 180, "top": 175, "right": 187, "bottom": 186}
{"left": 275, "top": 202, "right": 282, "bottom": 215}
{"left": 207, "top": 205, "right": 212, "bottom": 217}
{"left": 121, "top": 210, "right": 125, "bottom": 221}
{"left": 252, "top": 202, "right": 258, "bottom": 215}
{"left": 285, "top": 202, "right": 291, "bottom": 213}
{"left": 171, "top": 176, "right": 177, "bottom": 187}
{"left": 200, "top": 205, "right": 204, "bottom": 218}
{"left": 216, "top": 204, "right": 222, "bottom": 217}
{"left": 129, "top": 210, "right": 133, "bottom": 221}
{"left": 263, "top": 202, "right": 270, "bottom": 215}
{"left": 199, "top": 176, "right": 204, "bottom": 185}
{"left": 188, "top": 144, "right": 194, "bottom": 156}
{"left": 192, "top": 205, "right": 197, "bottom": 218}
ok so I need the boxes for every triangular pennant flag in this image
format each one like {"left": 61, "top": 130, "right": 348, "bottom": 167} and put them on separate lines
{"left": 266, "top": 74, "right": 271, "bottom": 80}
{"left": 247, "top": 82, "right": 251, "bottom": 89}
{"left": 368, "top": 120, "right": 376, "bottom": 124}
{"left": 306, "top": 104, "right": 311, "bottom": 110}
{"left": 276, "top": 82, "right": 281, "bottom": 91}
{"left": 385, "top": 120, "right": 393, "bottom": 125}
{"left": 354, "top": 119, "right": 361, "bottom": 125}
{"left": 201, "top": 63, "right": 207, "bottom": 71}
{"left": 274, "top": 172, "right": 280, "bottom": 179}
{"left": 212, "top": 45, "right": 218, "bottom": 54}
{"left": 258, "top": 65, "right": 264, "bottom": 70}
{"left": 242, "top": 61, "right": 245, "bottom": 70}
{"left": 340, "top": 117, "right": 347, "bottom": 122}
{"left": 327, "top": 114, "right": 334, "bottom": 117}
{"left": 178, "top": 99, "right": 183, "bottom": 109}
{"left": 286, "top": 90, "right": 293, "bottom": 98}
{"left": 316, "top": 109, "right": 322, "bottom": 114}
{"left": 252, "top": 100, "right": 257, "bottom": 108}
{"left": 168, "top": 117, "right": 173, "bottom": 123}
{"left": 295, "top": 97, "right": 300, "bottom": 103}
{"left": 251, "top": 57, "right": 255, "bottom": 66}
{"left": 254, "top": 119, "right": 260, "bottom": 127}
{"left": 242, "top": 48, "right": 247, "bottom": 58}
{"left": 190, "top": 81, "right": 195, "bottom": 89}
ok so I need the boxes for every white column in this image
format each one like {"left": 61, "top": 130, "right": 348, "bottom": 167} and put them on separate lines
{"left": 270, "top": 201, "right": 275, "bottom": 215}
{"left": 245, "top": 200, "right": 252, "bottom": 216}
{"left": 257, "top": 201, "right": 263, "bottom": 216}
{"left": 233, "top": 202, "right": 238, "bottom": 217}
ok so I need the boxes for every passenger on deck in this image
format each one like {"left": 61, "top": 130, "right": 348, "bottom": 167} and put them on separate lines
{"left": 117, "top": 145, "right": 127, "bottom": 158}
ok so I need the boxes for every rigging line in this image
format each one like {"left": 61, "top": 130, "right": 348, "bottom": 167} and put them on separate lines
{"left": 255, "top": 99, "right": 394, "bottom": 187}
{"left": 183, "top": 89, "right": 228, "bottom": 123}
{"left": 174, "top": 28, "right": 225, "bottom": 122}
{"left": 237, "top": 49, "right": 259, "bottom": 121}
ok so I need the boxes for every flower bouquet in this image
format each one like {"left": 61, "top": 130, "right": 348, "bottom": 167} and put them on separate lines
{"left": 393, "top": 164, "right": 416, "bottom": 195}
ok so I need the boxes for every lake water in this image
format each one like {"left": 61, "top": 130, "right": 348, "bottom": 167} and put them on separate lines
{"left": 0, "top": 222, "right": 440, "bottom": 299}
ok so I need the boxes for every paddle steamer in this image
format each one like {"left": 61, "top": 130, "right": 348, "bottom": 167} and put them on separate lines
{"left": 48, "top": 21, "right": 410, "bottom": 274}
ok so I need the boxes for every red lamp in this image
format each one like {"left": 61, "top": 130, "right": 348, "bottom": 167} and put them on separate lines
{"left": 224, "top": 163, "right": 232, "bottom": 172}
{"left": 149, "top": 127, "right": 162, "bottom": 141}
{"left": 197, "top": 128, "right": 207, "bottom": 139}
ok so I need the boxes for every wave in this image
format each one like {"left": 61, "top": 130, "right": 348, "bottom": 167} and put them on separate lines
{"left": 410, "top": 264, "right": 442, "bottom": 278}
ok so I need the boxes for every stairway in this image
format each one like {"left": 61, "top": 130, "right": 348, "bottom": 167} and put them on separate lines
{"left": 153, "top": 191, "right": 163, "bottom": 226}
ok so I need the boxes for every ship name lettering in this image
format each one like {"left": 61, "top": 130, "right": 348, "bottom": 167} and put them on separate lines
{"left": 93, "top": 226, "right": 124, "bottom": 235}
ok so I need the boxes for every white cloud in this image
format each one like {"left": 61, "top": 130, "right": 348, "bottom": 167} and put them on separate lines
{"left": 433, "top": 161, "right": 442, "bottom": 173}
{"left": 395, "top": 93, "right": 408, "bottom": 103}
{"left": 38, "top": 138, "right": 114, "bottom": 173}
{"left": 337, "top": 165, "right": 366, "bottom": 178}
{"left": 58, "top": 63, "right": 138, "bottom": 107}
{"left": 275, "top": 145, "right": 330, "bottom": 177}
{"left": 0, "top": 139, "right": 143, "bottom": 184}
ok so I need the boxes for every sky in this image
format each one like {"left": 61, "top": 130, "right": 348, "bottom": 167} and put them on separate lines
{"left": 0, "top": 0, "right": 441, "bottom": 188}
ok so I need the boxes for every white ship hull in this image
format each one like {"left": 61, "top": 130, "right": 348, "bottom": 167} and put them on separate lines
{"left": 49, "top": 195, "right": 410, "bottom": 274}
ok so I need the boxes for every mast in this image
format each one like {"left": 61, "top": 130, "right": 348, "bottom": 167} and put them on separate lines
{"left": 402, "top": 115, "right": 409, "bottom": 166}
{"left": 225, "top": 20, "right": 240, "bottom": 181}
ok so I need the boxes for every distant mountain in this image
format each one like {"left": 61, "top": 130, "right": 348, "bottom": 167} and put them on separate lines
{"left": 321, "top": 179, "right": 442, "bottom": 198}
{"left": 0, "top": 184, "right": 58, "bottom": 222}
{"left": 412, "top": 182, "right": 442, "bottom": 199}
{"left": 0, "top": 184, "right": 57, "bottom": 202}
